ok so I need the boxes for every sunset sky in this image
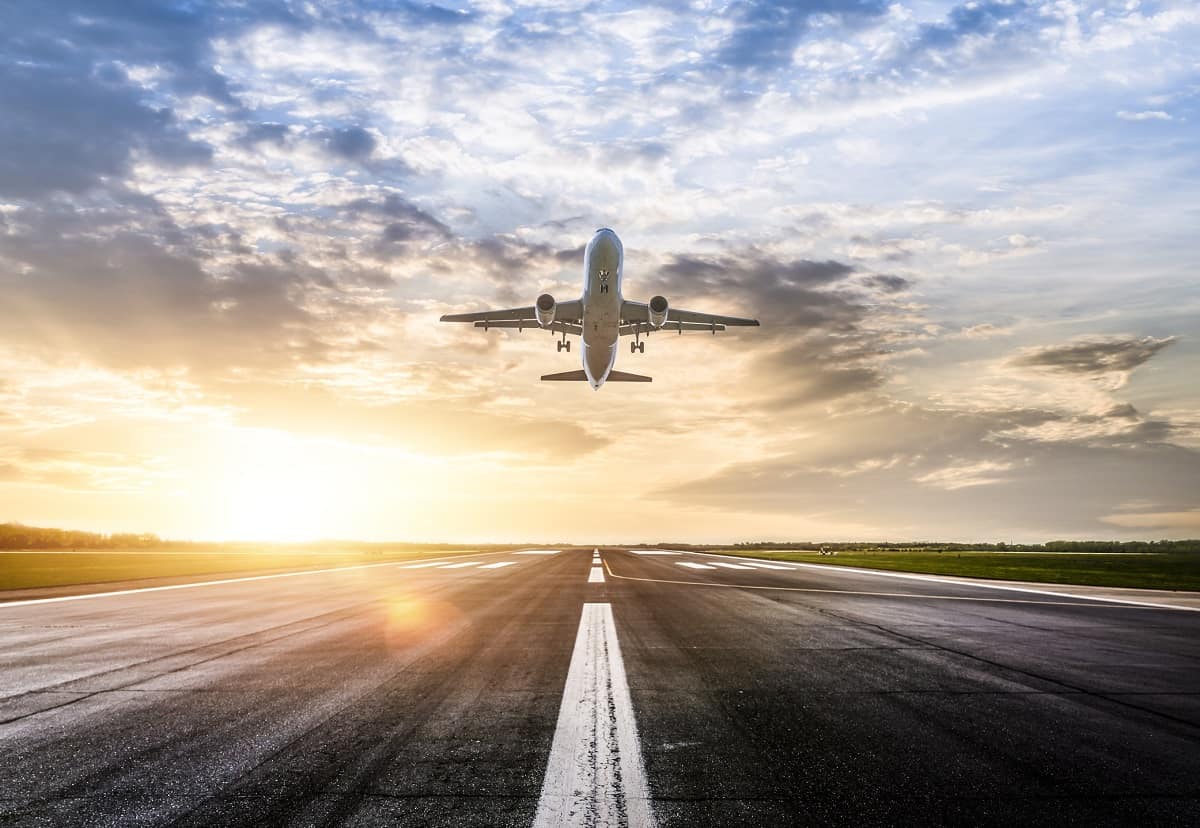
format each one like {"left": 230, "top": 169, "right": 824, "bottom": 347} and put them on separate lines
{"left": 1, "top": 0, "right": 1197, "bottom": 543}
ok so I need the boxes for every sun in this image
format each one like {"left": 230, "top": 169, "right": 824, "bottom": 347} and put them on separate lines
{"left": 210, "top": 429, "right": 362, "bottom": 542}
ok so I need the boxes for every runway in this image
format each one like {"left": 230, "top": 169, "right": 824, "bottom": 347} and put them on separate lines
{"left": 2, "top": 549, "right": 1198, "bottom": 826}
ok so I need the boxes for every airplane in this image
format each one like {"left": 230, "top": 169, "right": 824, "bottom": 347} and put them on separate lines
{"left": 439, "top": 228, "right": 760, "bottom": 388}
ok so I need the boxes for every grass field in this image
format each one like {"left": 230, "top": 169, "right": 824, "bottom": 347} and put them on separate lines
{"left": 710, "top": 549, "right": 1200, "bottom": 591}
{"left": 0, "top": 547, "right": 481, "bottom": 592}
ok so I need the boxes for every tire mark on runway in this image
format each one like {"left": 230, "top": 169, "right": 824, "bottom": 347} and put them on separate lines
{"left": 0, "top": 599, "right": 388, "bottom": 726}
{"left": 812, "top": 604, "right": 1200, "bottom": 737}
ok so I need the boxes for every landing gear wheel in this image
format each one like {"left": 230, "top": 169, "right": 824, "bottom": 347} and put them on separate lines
{"left": 630, "top": 340, "right": 645, "bottom": 354}
{"left": 557, "top": 340, "right": 571, "bottom": 353}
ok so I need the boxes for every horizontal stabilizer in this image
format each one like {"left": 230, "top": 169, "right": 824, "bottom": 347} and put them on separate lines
{"left": 541, "top": 370, "right": 589, "bottom": 381}
{"left": 607, "top": 370, "right": 652, "bottom": 382}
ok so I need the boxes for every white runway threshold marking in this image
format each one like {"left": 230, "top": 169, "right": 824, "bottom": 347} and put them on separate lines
{"left": 588, "top": 567, "right": 606, "bottom": 584}
{"left": 534, "top": 603, "right": 655, "bottom": 828}
{"left": 677, "top": 562, "right": 716, "bottom": 570}
{"left": 517, "top": 550, "right": 561, "bottom": 555}
{"left": 480, "top": 561, "right": 518, "bottom": 569}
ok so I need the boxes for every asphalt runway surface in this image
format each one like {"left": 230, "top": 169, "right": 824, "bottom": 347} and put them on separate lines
{"left": 2, "top": 549, "right": 1199, "bottom": 827}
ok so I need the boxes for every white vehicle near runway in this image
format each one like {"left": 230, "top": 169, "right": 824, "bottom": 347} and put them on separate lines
{"left": 440, "top": 228, "right": 760, "bottom": 388}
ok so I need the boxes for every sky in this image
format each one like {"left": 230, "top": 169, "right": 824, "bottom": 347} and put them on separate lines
{"left": 1, "top": 0, "right": 1198, "bottom": 543}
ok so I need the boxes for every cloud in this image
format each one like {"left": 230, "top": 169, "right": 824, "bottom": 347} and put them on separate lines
{"left": 1012, "top": 336, "right": 1176, "bottom": 381}
{"left": 717, "top": 1, "right": 887, "bottom": 73}
{"left": 323, "top": 126, "right": 377, "bottom": 161}
{"left": 1101, "top": 510, "right": 1200, "bottom": 531}
{"left": 861, "top": 274, "right": 910, "bottom": 293}
{"left": 1117, "top": 110, "right": 1172, "bottom": 121}
{"left": 655, "top": 402, "right": 1200, "bottom": 538}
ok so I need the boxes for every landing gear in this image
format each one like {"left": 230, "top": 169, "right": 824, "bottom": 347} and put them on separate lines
{"left": 556, "top": 331, "right": 571, "bottom": 352}
{"left": 630, "top": 340, "right": 644, "bottom": 354}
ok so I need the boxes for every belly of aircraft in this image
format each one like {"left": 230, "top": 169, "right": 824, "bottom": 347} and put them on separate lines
{"left": 581, "top": 293, "right": 620, "bottom": 386}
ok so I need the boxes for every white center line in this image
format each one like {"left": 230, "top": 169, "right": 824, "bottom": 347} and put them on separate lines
{"left": 480, "top": 561, "right": 519, "bottom": 569}
{"left": 534, "top": 603, "right": 655, "bottom": 828}
{"left": 677, "top": 562, "right": 716, "bottom": 570}
{"left": 588, "top": 566, "right": 605, "bottom": 583}
{"left": 436, "top": 562, "right": 481, "bottom": 569}
{"left": 710, "top": 562, "right": 755, "bottom": 570}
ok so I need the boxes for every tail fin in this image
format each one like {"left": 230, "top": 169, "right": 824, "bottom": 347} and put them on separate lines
{"left": 540, "top": 370, "right": 588, "bottom": 381}
{"left": 606, "top": 370, "right": 652, "bottom": 382}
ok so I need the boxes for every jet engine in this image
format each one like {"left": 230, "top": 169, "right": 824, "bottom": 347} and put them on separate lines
{"left": 648, "top": 295, "right": 669, "bottom": 329}
{"left": 535, "top": 293, "right": 556, "bottom": 328}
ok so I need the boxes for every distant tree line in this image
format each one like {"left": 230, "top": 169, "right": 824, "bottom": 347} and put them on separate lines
{"left": 0, "top": 523, "right": 161, "bottom": 550}
{"left": 729, "top": 539, "right": 1200, "bottom": 554}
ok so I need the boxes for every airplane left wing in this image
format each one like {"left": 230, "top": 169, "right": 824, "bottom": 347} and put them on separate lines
{"left": 440, "top": 300, "right": 583, "bottom": 327}
{"left": 440, "top": 306, "right": 535, "bottom": 323}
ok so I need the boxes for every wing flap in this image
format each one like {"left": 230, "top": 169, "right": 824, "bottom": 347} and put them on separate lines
{"left": 619, "top": 322, "right": 725, "bottom": 336}
{"left": 475, "top": 320, "right": 583, "bottom": 335}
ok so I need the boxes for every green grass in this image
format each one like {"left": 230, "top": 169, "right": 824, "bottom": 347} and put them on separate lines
{"left": 0, "top": 547, "right": 479, "bottom": 592}
{"left": 708, "top": 549, "right": 1200, "bottom": 591}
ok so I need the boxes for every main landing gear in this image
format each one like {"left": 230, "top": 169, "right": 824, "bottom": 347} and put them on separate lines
{"left": 556, "top": 331, "right": 571, "bottom": 352}
{"left": 630, "top": 340, "right": 645, "bottom": 354}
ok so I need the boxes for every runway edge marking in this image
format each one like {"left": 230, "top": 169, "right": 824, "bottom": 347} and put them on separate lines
{"left": 0, "top": 551, "right": 513, "bottom": 609}
{"left": 604, "top": 560, "right": 1197, "bottom": 611}
{"left": 680, "top": 550, "right": 1200, "bottom": 612}
{"left": 534, "top": 603, "right": 655, "bottom": 828}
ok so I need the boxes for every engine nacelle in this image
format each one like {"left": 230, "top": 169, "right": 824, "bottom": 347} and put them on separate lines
{"left": 535, "top": 293, "right": 556, "bottom": 328}
{"left": 648, "top": 295, "right": 669, "bottom": 329}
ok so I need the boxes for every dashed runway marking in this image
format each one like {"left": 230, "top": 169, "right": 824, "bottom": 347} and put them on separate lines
{"left": 480, "top": 562, "right": 519, "bottom": 569}
{"left": 588, "top": 567, "right": 605, "bottom": 584}
{"left": 677, "top": 562, "right": 716, "bottom": 570}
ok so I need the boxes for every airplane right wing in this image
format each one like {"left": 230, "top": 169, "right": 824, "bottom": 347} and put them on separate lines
{"left": 621, "top": 300, "right": 759, "bottom": 331}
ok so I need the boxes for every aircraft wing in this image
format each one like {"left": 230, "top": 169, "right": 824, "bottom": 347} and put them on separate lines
{"left": 440, "top": 300, "right": 583, "bottom": 326}
{"left": 621, "top": 300, "right": 759, "bottom": 329}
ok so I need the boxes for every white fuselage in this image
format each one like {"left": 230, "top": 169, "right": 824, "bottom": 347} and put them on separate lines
{"left": 580, "top": 228, "right": 624, "bottom": 388}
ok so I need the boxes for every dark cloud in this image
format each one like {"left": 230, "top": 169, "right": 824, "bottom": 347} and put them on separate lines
{"left": 655, "top": 402, "right": 1200, "bottom": 539}
{"left": 0, "top": 202, "right": 388, "bottom": 375}
{"left": 238, "top": 122, "right": 291, "bottom": 149}
{"left": 861, "top": 274, "right": 910, "bottom": 293}
{"left": 1013, "top": 336, "right": 1176, "bottom": 376}
{"left": 323, "top": 126, "right": 377, "bottom": 161}
{"left": 344, "top": 193, "right": 451, "bottom": 240}
{"left": 912, "top": 0, "right": 1033, "bottom": 54}
{"left": 0, "top": 62, "right": 211, "bottom": 199}
{"left": 717, "top": 1, "right": 887, "bottom": 72}
{"left": 0, "top": 1, "right": 298, "bottom": 198}
{"left": 655, "top": 253, "right": 858, "bottom": 330}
